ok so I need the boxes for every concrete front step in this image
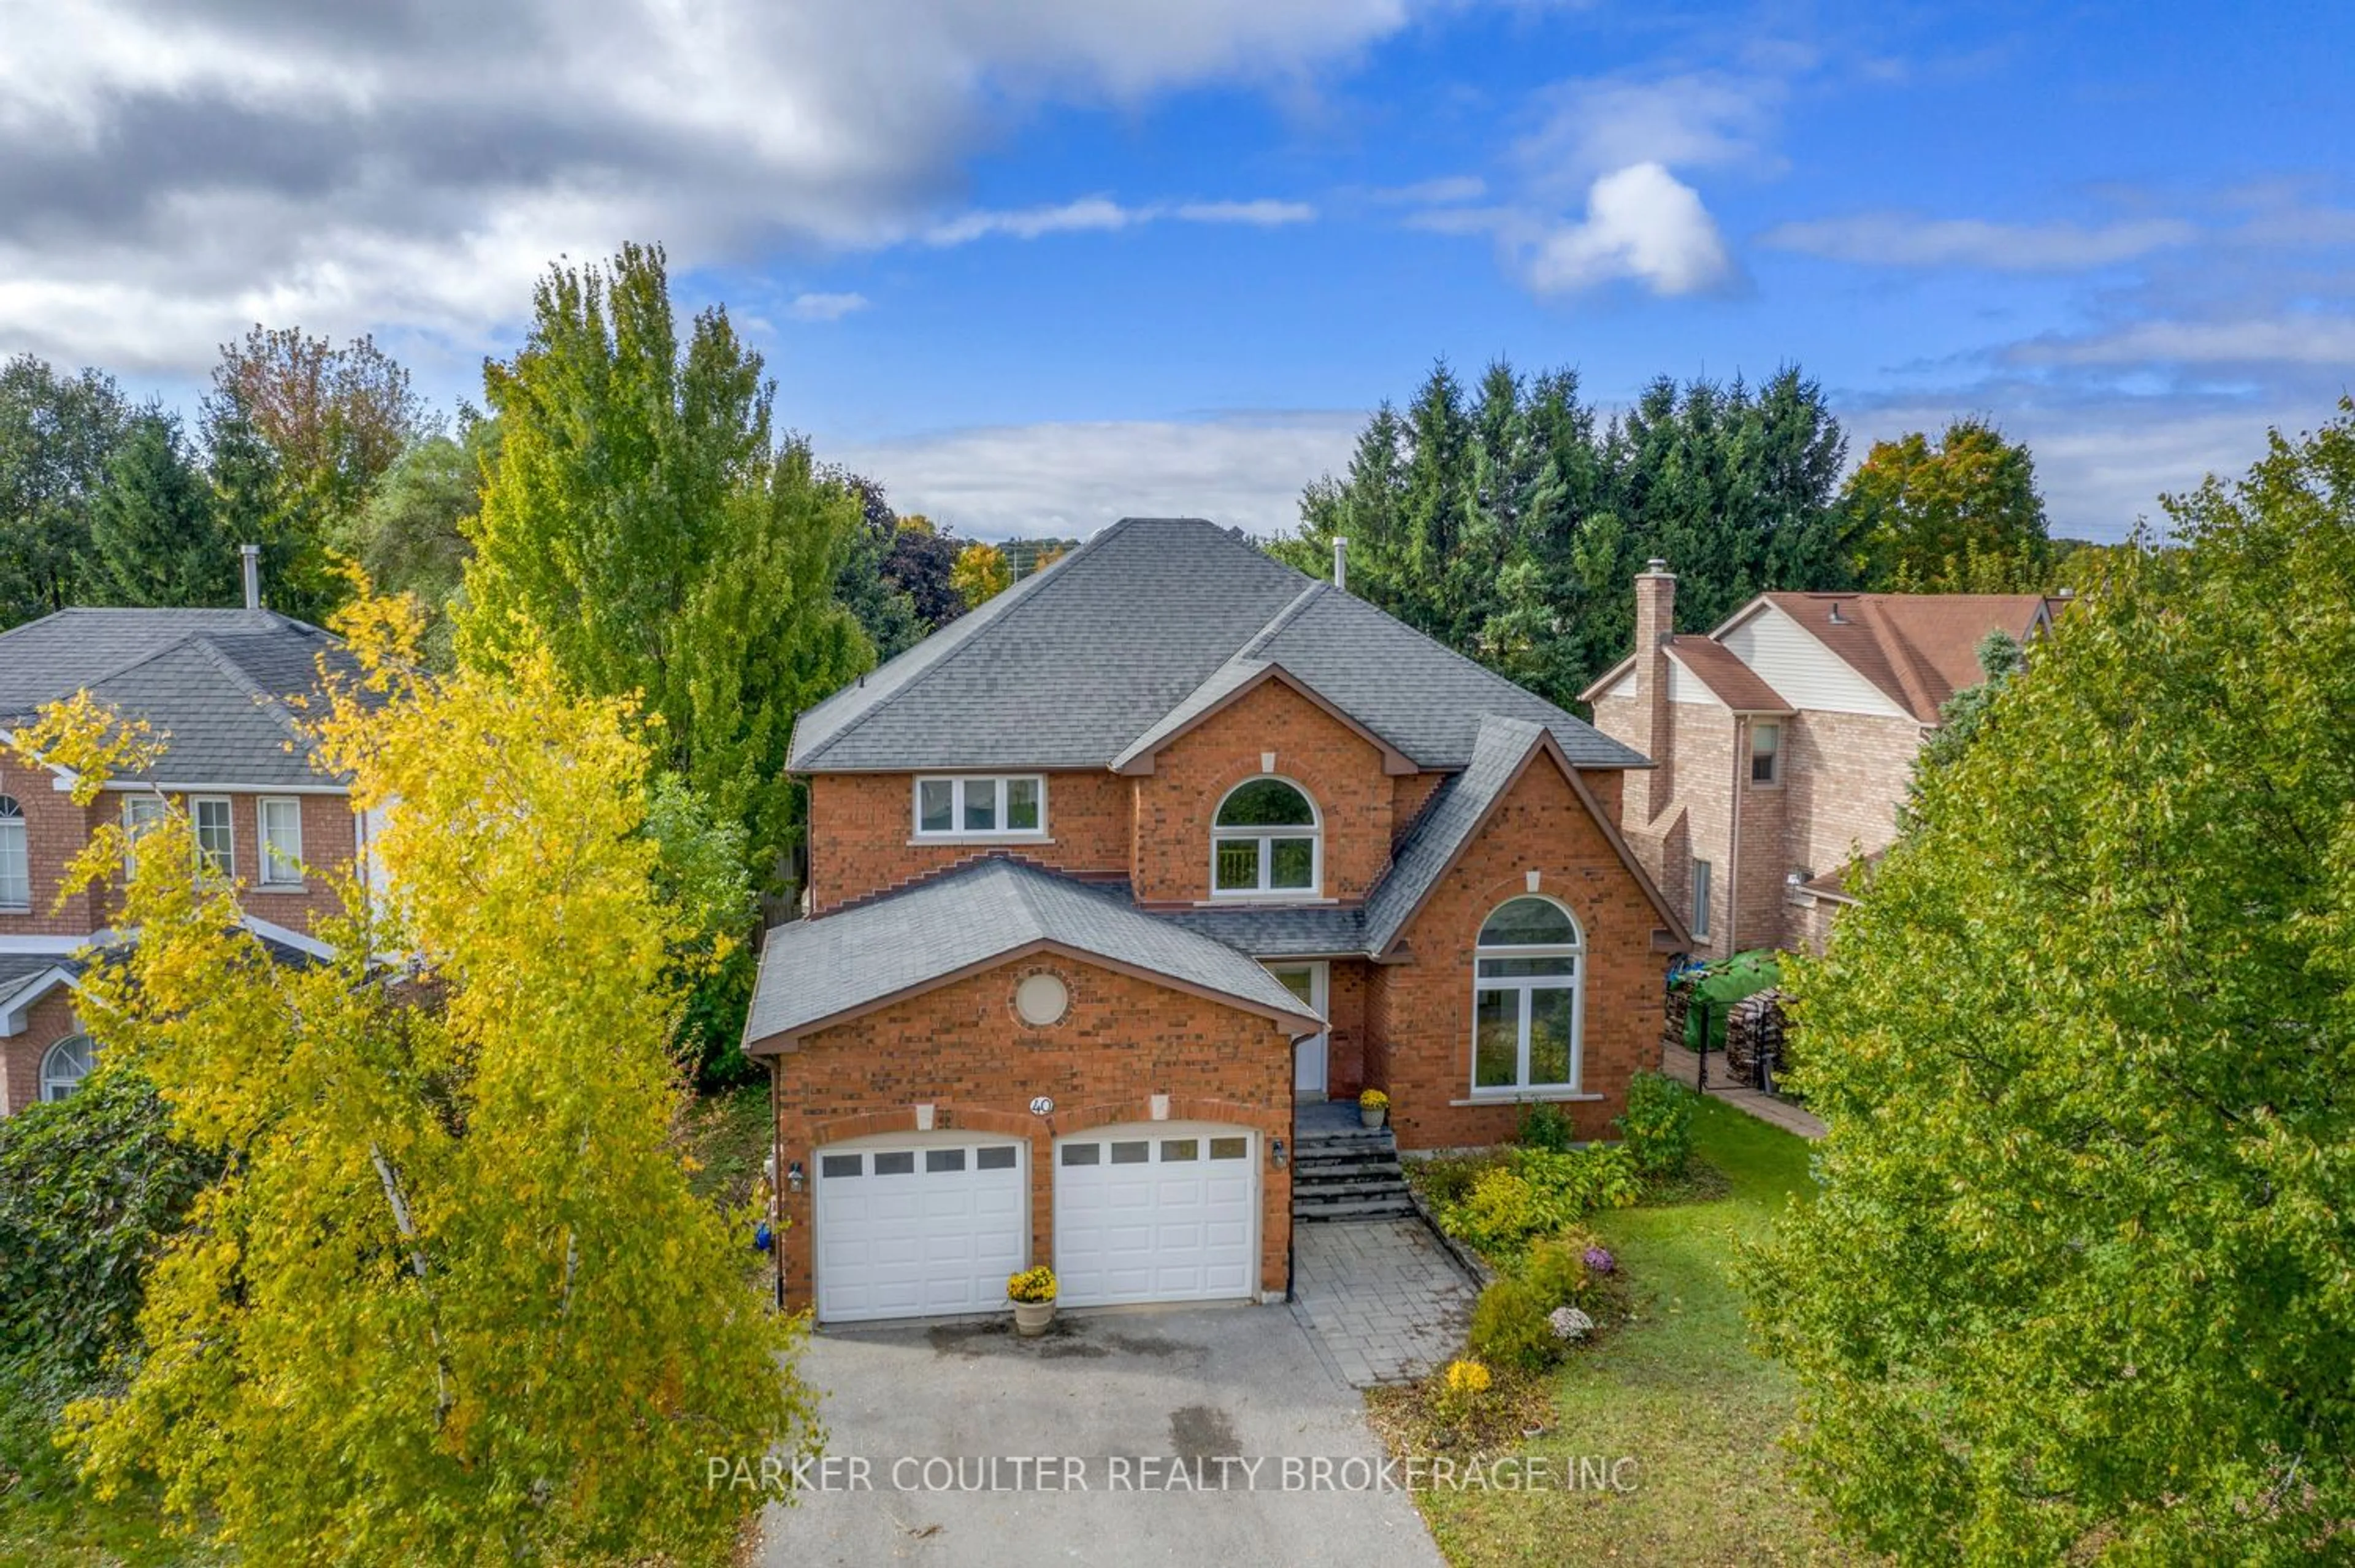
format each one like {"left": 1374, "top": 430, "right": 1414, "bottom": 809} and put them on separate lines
{"left": 1295, "top": 1195, "right": 1419, "bottom": 1222}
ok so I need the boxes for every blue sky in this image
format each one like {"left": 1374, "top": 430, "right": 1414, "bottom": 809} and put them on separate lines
{"left": 5, "top": 1, "right": 2349, "bottom": 541}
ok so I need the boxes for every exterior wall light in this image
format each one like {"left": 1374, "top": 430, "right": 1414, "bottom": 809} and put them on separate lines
{"left": 786, "top": 1160, "right": 805, "bottom": 1194}
{"left": 1271, "top": 1137, "right": 1287, "bottom": 1170}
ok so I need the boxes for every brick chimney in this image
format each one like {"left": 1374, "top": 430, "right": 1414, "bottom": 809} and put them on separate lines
{"left": 1626, "top": 559, "right": 1676, "bottom": 824}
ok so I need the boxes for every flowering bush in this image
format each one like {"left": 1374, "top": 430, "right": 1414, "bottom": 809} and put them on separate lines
{"left": 1358, "top": 1088, "right": 1389, "bottom": 1111}
{"left": 1583, "top": 1245, "right": 1616, "bottom": 1276}
{"left": 1006, "top": 1266, "right": 1058, "bottom": 1304}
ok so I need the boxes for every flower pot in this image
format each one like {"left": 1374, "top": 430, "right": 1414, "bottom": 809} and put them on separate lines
{"left": 1360, "top": 1106, "right": 1386, "bottom": 1130}
{"left": 1013, "top": 1298, "right": 1056, "bottom": 1337}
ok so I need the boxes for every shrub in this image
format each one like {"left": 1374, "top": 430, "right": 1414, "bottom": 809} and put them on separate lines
{"left": 1439, "top": 1166, "right": 1582, "bottom": 1261}
{"left": 1433, "top": 1357, "right": 1492, "bottom": 1428}
{"left": 1515, "top": 1100, "right": 1576, "bottom": 1152}
{"left": 1468, "top": 1277, "right": 1559, "bottom": 1372}
{"left": 1511, "top": 1144, "right": 1642, "bottom": 1214}
{"left": 1520, "top": 1233, "right": 1595, "bottom": 1309}
{"left": 1412, "top": 1154, "right": 1491, "bottom": 1207}
{"left": 1614, "top": 1069, "right": 1697, "bottom": 1176}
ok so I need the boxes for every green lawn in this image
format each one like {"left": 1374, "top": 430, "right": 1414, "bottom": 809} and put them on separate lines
{"left": 1412, "top": 1096, "right": 1866, "bottom": 1566}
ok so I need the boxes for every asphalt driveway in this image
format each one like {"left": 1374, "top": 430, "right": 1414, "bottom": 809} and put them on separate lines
{"left": 757, "top": 1304, "right": 1443, "bottom": 1567}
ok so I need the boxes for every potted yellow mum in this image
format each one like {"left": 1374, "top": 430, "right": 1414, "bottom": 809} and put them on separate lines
{"left": 1008, "top": 1265, "right": 1059, "bottom": 1336}
{"left": 1358, "top": 1087, "right": 1389, "bottom": 1130}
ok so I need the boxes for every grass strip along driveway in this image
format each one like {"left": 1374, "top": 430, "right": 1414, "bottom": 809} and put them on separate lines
{"left": 1411, "top": 1096, "right": 1866, "bottom": 1566}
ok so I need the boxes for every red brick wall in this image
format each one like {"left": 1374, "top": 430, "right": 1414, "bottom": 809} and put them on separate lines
{"left": 0, "top": 760, "right": 105, "bottom": 935}
{"left": 1367, "top": 756, "right": 1665, "bottom": 1150}
{"left": 1391, "top": 771, "right": 1446, "bottom": 846}
{"left": 1322, "top": 958, "right": 1368, "bottom": 1098}
{"left": 767, "top": 955, "right": 1295, "bottom": 1312}
{"left": 805, "top": 770, "right": 1130, "bottom": 913}
{"left": 1579, "top": 768, "right": 1625, "bottom": 828}
{"left": 1130, "top": 679, "right": 1392, "bottom": 904}
{"left": 1, "top": 988, "right": 83, "bottom": 1119}
{"left": 0, "top": 774, "right": 354, "bottom": 942}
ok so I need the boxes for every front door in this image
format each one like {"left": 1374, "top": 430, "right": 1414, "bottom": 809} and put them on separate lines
{"left": 1268, "top": 962, "right": 1328, "bottom": 1095}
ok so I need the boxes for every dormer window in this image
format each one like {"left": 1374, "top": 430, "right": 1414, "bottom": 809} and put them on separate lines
{"left": 914, "top": 775, "right": 1046, "bottom": 838}
{"left": 1211, "top": 779, "right": 1320, "bottom": 898}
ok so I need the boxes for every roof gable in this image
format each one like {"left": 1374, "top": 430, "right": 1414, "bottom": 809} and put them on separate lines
{"left": 743, "top": 856, "right": 1325, "bottom": 1049}
{"left": 787, "top": 518, "right": 1647, "bottom": 774}
{"left": 1361, "top": 714, "right": 1685, "bottom": 957}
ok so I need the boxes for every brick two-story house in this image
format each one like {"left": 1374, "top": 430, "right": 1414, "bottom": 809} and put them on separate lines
{"left": 748, "top": 517, "right": 1687, "bottom": 1323}
{"left": 0, "top": 587, "right": 367, "bottom": 1117}
{"left": 1583, "top": 561, "right": 2061, "bottom": 954}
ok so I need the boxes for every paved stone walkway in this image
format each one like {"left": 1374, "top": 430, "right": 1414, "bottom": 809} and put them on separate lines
{"left": 1661, "top": 1041, "right": 1826, "bottom": 1139}
{"left": 1290, "top": 1219, "right": 1478, "bottom": 1388}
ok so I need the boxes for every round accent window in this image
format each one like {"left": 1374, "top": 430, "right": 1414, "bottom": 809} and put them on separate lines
{"left": 1014, "top": 973, "right": 1070, "bottom": 1027}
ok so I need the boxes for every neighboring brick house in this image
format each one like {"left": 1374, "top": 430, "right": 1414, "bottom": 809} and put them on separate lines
{"left": 748, "top": 517, "right": 1687, "bottom": 1323}
{"left": 1583, "top": 561, "right": 2062, "bottom": 955}
{"left": 0, "top": 586, "right": 369, "bottom": 1118}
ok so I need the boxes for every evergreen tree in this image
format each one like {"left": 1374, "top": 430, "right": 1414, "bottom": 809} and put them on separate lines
{"left": 82, "top": 411, "right": 238, "bottom": 608}
{"left": 0, "top": 355, "right": 131, "bottom": 625}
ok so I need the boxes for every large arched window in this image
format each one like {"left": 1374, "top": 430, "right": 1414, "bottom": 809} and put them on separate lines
{"left": 0, "top": 796, "right": 26, "bottom": 909}
{"left": 40, "top": 1034, "right": 96, "bottom": 1104}
{"left": 1211, "top": 778, "right": 1320, "bottom": 898}
{"left": 1472, "top": 897, "right": 1582, "bottom": 1094}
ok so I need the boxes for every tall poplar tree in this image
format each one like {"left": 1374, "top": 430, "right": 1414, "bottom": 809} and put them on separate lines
{"left": 462, "top": 243, "right": 872, "bottom": 895}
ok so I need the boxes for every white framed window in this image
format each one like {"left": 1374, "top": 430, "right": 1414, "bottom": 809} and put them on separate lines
{"left": 192, "top": 797, "right": 233, "bottom": 875}
{"left": 0, "top": 795, "right": 28, "bottom": 909}
{"left": 258, "top": 797, "right": 304, "bottom": 885}
{"left": 41, "top": 1034, "right": 96, "bottom": 1103}
{"left": 913, "top": 775, "right": 1046, "bottom": 838}
{"left": 1691, "top": 859, "right": 1712, "bottom": 939}
{"left": 1750, "top": 721, "right": 1782, "bottom": 786}
{"left": 121, "top": 795, "right": 165, "bottom": 879}
{"left": 1211, "top": 778, "right": 1320, "bottom": 898}
{"left": 1471, "top": 897, "right": 1583, "bottom": 1095}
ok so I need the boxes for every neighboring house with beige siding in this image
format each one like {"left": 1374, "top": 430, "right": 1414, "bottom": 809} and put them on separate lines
{"left": 0, "top": 575, "right": 370, "bottom": 1117}
{"left": 1585, "top": 561, "right": 2062, "bottom": 955}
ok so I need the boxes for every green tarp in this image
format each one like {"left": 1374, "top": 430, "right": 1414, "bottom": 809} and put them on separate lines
{"left": 1682, "top": 950, "right": 1780, "bottom": 1050}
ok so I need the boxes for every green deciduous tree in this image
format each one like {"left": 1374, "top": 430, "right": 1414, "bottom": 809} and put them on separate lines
{"left": 82, "top": 410, "right": 239, "bottom": 609}
{"left": 33, "top": 595, "right": 819, "bottom": 1563}
{"left": 462, "top": 242, "right": 873, "bottom": 897}
{"left": 1843, "top": 418, "right": 2052, "bottom": 591}
{"left": 345, "top": 413, "right": 500, "bottom": 667}
{"left": 0, "top": 354, "right": 131, "bottom": 627}
{"left": 1276, "top": 359, "right": 1853, "bottom": 708}
{"left": 1742, "top": 401, "right": 2355, "bottom": 1563}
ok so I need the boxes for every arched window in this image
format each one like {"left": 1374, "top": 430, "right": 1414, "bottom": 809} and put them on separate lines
{"left": 0, "top": 796, "right": 26, "bottom": 909}
{"left": 1211, "top": 779, "right": 1320, "bottom": 897}
{"left": 1472, "top": 897, "right": 1582, "bottom": 1094}
{"left": 40, "top": 1034, "right": 96, "bottom": 1104}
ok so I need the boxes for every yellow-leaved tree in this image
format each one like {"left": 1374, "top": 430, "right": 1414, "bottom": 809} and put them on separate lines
{"left": 31, "top": 589, "right": 819, "bottom": 1564}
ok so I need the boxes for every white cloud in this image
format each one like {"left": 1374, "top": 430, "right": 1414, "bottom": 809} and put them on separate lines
{"left": 1763, "top": 213, "right": 2199, "bottom": 270}
{"left": 1171, "top": 199, "right": 1317, "bottom": 226}
{"left": 830, "top": 412, "right": 1364, "bottom": 538}
{"left": 1520, "top": 163, "right": 1734, "bottom": 297}
{"left": 788, "top": 291, "right": 870, "bottom": 322}
{"left": 925, "top": 195, "right": 1315, "bottom": 245}
{"left": 1518, "top": 69, "right": 1784, "bottom": 193}
{"left": 0, "top": 0, "right": 1412, "bottom": 372}
{"left": 2009, "top": 315, "right": 2355, "bottom": 367}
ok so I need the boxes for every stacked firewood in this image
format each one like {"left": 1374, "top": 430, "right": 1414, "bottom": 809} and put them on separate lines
{"left": 1723, "top": 989, "right": 1789, "bottom": 1090}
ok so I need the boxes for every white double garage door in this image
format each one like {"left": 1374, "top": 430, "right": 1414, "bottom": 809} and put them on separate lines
{"left": 814, "top": 1123, "right": 1258, "bottom": 1324}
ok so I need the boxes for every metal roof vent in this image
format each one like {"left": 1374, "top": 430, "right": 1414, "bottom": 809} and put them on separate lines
{"left": 1826, "top": 601, "right": 1848, "bottom": 625}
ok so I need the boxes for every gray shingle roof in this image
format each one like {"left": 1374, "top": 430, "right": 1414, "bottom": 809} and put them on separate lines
{"left": 0, "top": 608, "right": 351, "bottom": 789}
{"left": 1361, "top": 714, "right": 1547, "bottom": 955}
{"left": 788, "top": 517, "right": 1645, "bottom": 773}
{"left": 0, "top": 951, "right": 74, "bottom": 1019}
{"left": 1156, "top": 904, "right": 1370, "bottom": 959}
{"left": 743, "top": 856, "right": 1326, "bottom": 1047}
